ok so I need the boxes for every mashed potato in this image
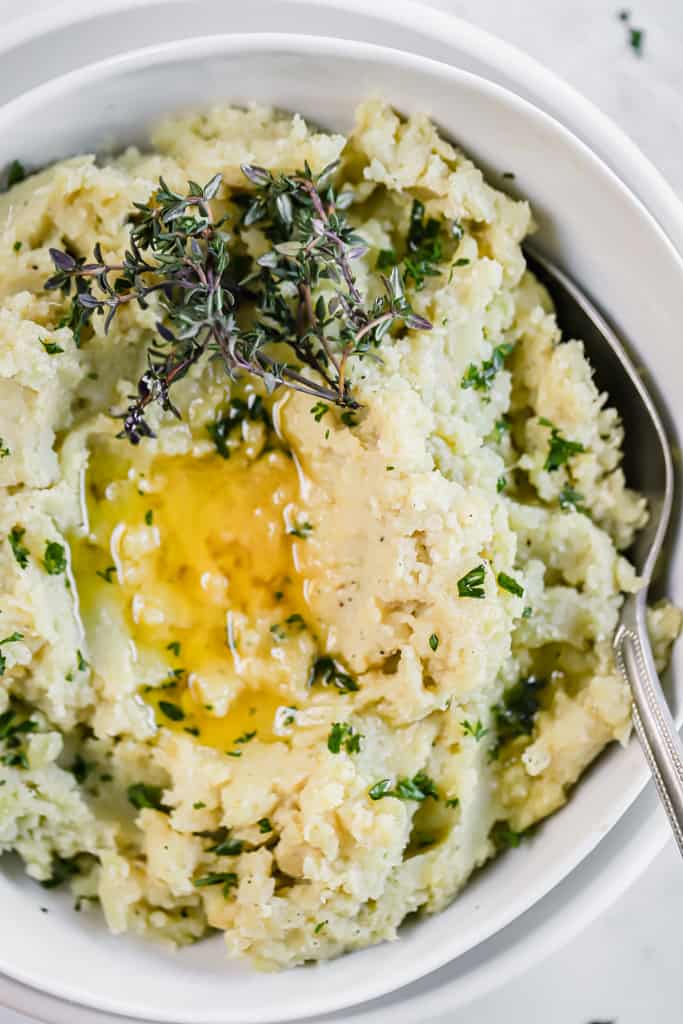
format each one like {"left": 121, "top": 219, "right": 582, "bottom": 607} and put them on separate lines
{"left": 0, "top": 99, "right": 679, "bottom": 968}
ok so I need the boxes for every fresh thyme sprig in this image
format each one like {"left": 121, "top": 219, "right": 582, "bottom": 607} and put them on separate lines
{"left": 46, "top": 163, "right": 431, "bottom": 443}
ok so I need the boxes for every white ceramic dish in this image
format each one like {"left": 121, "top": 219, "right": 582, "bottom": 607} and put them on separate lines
{"left": 0, "top": 30, "right": 682, "bottom": 1024}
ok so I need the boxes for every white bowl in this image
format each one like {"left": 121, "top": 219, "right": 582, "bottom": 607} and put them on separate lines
{"left": 1, "top": 32, "right": 682, "bottom": 1024}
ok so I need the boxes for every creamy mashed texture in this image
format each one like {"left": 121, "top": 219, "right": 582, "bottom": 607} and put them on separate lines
{"left": 0, "top": 100, "right": 680, "bottom": 968}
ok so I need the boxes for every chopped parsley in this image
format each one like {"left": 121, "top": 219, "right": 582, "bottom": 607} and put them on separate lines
{"left": 309, "top": 655, "right": 358, "bottom": 693}
{"left": 193, "top": 872, "right": 238, "bottom": 897}
{"left": 368, "top": 772, "right": 439, "bottom": 802}
{"left": 76, "top": 649, "right": 88, "bottom": 672}
{"left": 457, "top": 564, "right": 486, "bottom": 599}
{"left": 257, "top": 817, "right": 273, "bottom": 833}
{"left": 494, "top": 416, "right": 510, "bottom": 441}
{"left": 559, "top": 485, "right": 587, "bottom": 514}
{"left": 43, "top": 541, "right": 67, "bottom": 575}
{"left": 13, "top": 241, "right": 22, "bottom": 252}
{"left": 314, "top": 920, "right": 327, "bottom": 935}
{"left": 207, "top": 396, "right": 270, "bottom": 458}
{"left": 376, "top": 248, "right": 397, "bottom": 271}
{"left": 0, "top": 438, "right": 10, "bottom": 458}
{"left": 310, "top": 401, "right": 330, "bottom": 422}
{"left": 539, "top": 418, "right": 585, "bottom": 472}
{"left": 461, "top": 719, "right": 488, "bottom": 742}
{"left": 428, "top": 633, "right": 439, "bottom": 652}
{"left": 159, "top": 700, "right": 185, "bottom": 722}
{"left": 522, "top": 606, "right": 533, "bottom": 619}
{"left": 96, "top": 565, "right": 117, "bottom": 583}
{"left": 403, "top": 199, "right": 443, "bottom": 290}
{"left": 193, "top": 801, "right": 206, "bottom": 810}
{"left": 497, "top": 572, "right": 524, "bottom": 598}
{"left": 445, "top": 797, "right": 460, "bottom": 809}
{"left": 210, "top": 835, "right": 244, "bottom": 856}
{"left": 0, "top": 633, "right": 24, "bottom": 676}
{"left": 8, "top": 526, "right": 29, "bottom": 568}
{"left": 234, "top": 730, "right": 256, "bottom": 744}
{"left": 288, "top": 521, "right": 313, "bottom": 539}
{"left": 491, "top": 820, "right": 524, "bottom": 851}
{"left": 40, "top": 339, "right": 64, "bottom": 355}
{"left": 127, "top": 782, "right": 167, "bottom": 811}
{"left": 493, "top": 675, "right": 547, "bottom": 743}
{"left": 496, "top": 476, "right": 507, "bottom": 494}
{"left": 144, "top": 509, "right": 154, "bottom": 525}
{"left": 166, "top": 641, "right": 181, "bottom": 657}
{"left": 327, "top": 722, "right": 362, "bottom": 755}
{"left": 461, "top": 343, "right": 513, "bottom": 392}
{"left": 340, "top": 409, "right": 357, "bottom": 427}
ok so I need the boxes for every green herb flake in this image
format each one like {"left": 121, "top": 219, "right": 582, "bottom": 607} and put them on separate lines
{"left": 96, "top": 565, "right": 117, "bottom": 583}
{"left": 193, "top": 801, "right": 206, "bottom": 810}
{"left": 40, "top": 339, "right": 64, "bottom": 355}
{"left": 522, "top": 606, "right": 533, "bottom": 619}
{"left": 369, "top": 772, "right": 439, "bottom": 802}
{"left": 461, "top": 343, "right": 513, "bottom": 393}
{"left": 309, "top": 656, "right": 359, "bottom": 693}
{"left": 403, "top": 199, "right": 443, "bottom": 290}
{"left": 288, "top": 521, "right": 313, "bottom": 539}
{"left": 234, "top": 730, "right": 256, "bottom": 744}
{"left": 629, "top": 25, "right": 644, "bottom": 54}
{"left": 258, "top": 817, "right": 273, "bottom": 833}
{"left": 144, "top": 509, "right": 154, "bottom": 525}
{"left": 340, "top": 410, "right": 357, "bottom": 428}
{"left": 13, "top": 241, "right": 21, "bottom": 253}
{"left": 376, "top": 248, "right": 397, "bottom": 271}
{"left": 428, "top": 633, "right": 439, "bottom": 652}
{"left": 310, "top": 401, "right": 329, "bottom": 422}
{"left": 193, "top": 872, "right": 238, "bottom": 897}
{"left": 76, "top": 649, "right": 88, "bottom": 672}
{"left": 461, "top": 719, "right": 488, "bottom": 742}
{"left": 457, "top": 564, "right": 486, "bottom": 599}
{"left": 8, "top": 526, "right": 29, "bottom": 568}
{"left": 0, "top": 438, "right": 10, "bottom": 458}
{"left": 40, "top": 855, "right": 81, "bottom": 890}
{"left": 314, "top": 920, "right": 327, "bottom": 935}
{"left": 0, "top": 632, "right": 24, "bottom": 676}
{"left": 159, "top": 701, "right": 185, "bottom": 722}
{"left": 327, "top": 722, "right": 362, "bottom": 755}
{"left": 491, "top": 820, "right": 524, "bottom": 851}
{"left": 43, "top": 541, "right": 67, "bottom": 575}
{"left": 166, "top": 641, "right": 181, "bottom": 657}
{"left": 539, "top": 418, "right": 585, "bottom": 472}
{"left": 496, "top": 476, "right": 506, "bottom": 494}
{"left": 497, "top": 572, "right": 524, "bottom": 598}
{"left": 559, "top": 485, "right": 587, "bottom": 514}
{"left": 493, "top": 675, "right": 547, "bottom": 743}
{"left": 127, "top": 782, "right": 166, "bottom": 811}
{"left": 445, "top": 797, "right": 460, "bottom": 809}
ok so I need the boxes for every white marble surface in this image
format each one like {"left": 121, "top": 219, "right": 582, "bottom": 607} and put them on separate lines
{"left": 0, "top": 1, "right": 681, "bottom": 1022}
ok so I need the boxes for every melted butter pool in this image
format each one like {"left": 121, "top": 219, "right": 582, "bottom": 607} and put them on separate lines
{"left": 71, "top": 426, "right": 313, "bottom": 751}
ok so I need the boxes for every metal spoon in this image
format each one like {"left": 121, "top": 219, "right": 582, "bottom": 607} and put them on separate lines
{"left": 524, "top": 246, "right": 683, "bottom": 855}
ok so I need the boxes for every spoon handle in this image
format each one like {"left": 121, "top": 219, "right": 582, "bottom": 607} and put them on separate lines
{"left": 615, "top": 598, "right": 683, "bottom": 856}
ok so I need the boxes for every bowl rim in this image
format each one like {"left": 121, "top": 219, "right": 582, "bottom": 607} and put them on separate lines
{"left": 0, "top": 26, "right": 682, "bottom": 1024}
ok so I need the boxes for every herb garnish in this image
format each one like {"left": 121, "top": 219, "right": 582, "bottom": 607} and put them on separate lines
{"left": 8, "top": 526, "right": 29, "bottom": 568}
{"left": 559, "top": 485, "right": 587, "bottom": 514}
{"left": 491, "top": 820, "right": 525, "bottom": 851}
{"left": 327, "top": 722, "right": 362, "bottom": 754}
{"left": 0, "top": 633, "right": 23, "bottom": 677}
{"left": 159, "top": 700, "right": 185, "bottom": 722}
{"left": 43, "top": 541, "right": 67, "bottom": 575}
{"left": 46, "top": 166, "right": 430, "bottom": 444}
{"left": 96, "top": 565, "right": 117, "bottom": 583}
{"left": 309, "top": 656, "right": 358, "bottom": 693}
{"left": 127, "top": 782, "right": 167, "bottom": 811}
{"left": 428, "top": 633, "right": 439, "bottom": 652}
{"left": 0, "top": 438, "right": 10, "bottom": 458}
{"left": 208, "top": 395, "right": 270, "bottom": 458}
{"left": 194, "top": 872, "right": 238, "bottom": 897}
{"left": 166, "top": 641, "right": 181, "bottom": 656}
{"left": 288, "top": 521, "right": 313, "bottom": 539}
{"left": 403, "top": 199, "right": 443, "bottom": 290}
{"left": 368, "top": 772, "right": 439, "bottom": 802}
{"left": 497, "top": 572, "right": 524, "bottom": 598}
{"left": 493, "top": 675, "right": 547, "bottom": 743}
{"left": 457, "top": 564, "right": 486, "bottom": 599}
{"left": 41, "top": 855, "right": 81, "bottom": 889}
{"left": 539, "top": 418, "right": 585, "bottom": 472}
{"left": 76, "top": 649, "right": 88, "bottom": 672}
{"left": 257, "top": 817, "right": 273, "bottom": 833}
{"left": 461, "top": 719, "right": 488, "bottom": 742}
{"left": 461, "top": 343, "right": 513, "bottom": 393}
{"left": 40, "top": 339, "right": 64, "bottom": 355}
